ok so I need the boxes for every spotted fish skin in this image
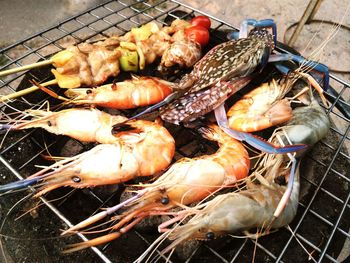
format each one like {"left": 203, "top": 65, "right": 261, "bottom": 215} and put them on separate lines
{"left": 161, "top": 28, "right": 273, "bottom": 125}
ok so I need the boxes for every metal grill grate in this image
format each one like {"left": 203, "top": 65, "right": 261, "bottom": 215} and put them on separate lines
{"left": 0, "top": 1, "right": 349, "bottom": 262}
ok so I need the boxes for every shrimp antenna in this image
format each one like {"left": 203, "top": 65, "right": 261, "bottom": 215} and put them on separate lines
{"left": 0, "top": 175, "right": 47, "bottom": 193}
{"left": 0, "top": 147, "right": 89, "bottom": 194}
{"left": 0, "top": 124, "right": 14, "bottom": 134}
{"left": 61, "top": 190, "right": 147, "bottom": 235}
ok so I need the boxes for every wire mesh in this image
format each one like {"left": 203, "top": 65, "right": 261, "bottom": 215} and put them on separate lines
{"left": 0, "top": 0, "right": 349, "bottom": 262}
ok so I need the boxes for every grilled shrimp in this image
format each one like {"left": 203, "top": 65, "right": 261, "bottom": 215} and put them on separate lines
{"left": 155, "top": 160, "right": 300, "bottom": 255}
{"left": 227, "top": 72, "right": 327, "bottom": 132}
{"left": 64, "top": 76, "right": 174, "bottom": 109}
{"left": 2, "top": 108, "right": 127, "bottom": 144}
{"left": 139, "top": 92, "right": 330, "bottom": 258}
{"left": 61, "top": 124, "right": 250, "bottom": 252}
{"left": 275, "top": 95, "right": 330, "bottom": 153}
{"left": 227, "top": 78, "right": 294, "bottom": 132}
{"left": 0, "top": 120, "right": 175, "bottom": 196}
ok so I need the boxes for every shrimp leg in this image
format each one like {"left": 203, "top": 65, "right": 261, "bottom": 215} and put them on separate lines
{"left": 214, "top": 103, "right": 307, "bottom": 154}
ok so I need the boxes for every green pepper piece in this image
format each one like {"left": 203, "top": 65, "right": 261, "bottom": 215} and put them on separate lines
{"left": 118, "top": 47, "right": 138, "bottom": 72}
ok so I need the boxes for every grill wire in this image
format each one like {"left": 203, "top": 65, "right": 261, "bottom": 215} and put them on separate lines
{"left": 0, "top": 0, "right": 349, "bottom": 262}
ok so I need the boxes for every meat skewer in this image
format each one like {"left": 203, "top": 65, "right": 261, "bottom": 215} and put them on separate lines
{"left": 0, "top": 18, "right": 207, "bottom": 102}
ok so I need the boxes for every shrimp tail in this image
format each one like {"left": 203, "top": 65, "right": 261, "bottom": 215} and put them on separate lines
{"left": 214, "top": 104, "right": 307, "bottom": 154}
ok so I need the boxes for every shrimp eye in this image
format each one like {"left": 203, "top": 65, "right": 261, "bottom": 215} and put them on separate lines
{"left": 86, "top": 89, "right": 92, "bottom": 94}
{"left": 71, "top": 176, "right": 81, "bottom": 183}
{"left": 161, "top": 197, "right": 169, "bottom": 205}
{"left": 47, "top": 121, "right": 52, "bottom": 127}
{"left": 206, "top": 232, "right": 215, "bottom": 240}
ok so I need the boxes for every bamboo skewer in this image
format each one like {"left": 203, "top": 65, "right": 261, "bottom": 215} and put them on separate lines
{"left": 0, "top": 50, "right": 74, "bottom": 78}
{"left": 0, "top": 79, "right": 58, "bottom": 103}
{"left": 0, "top": 21, "right": 189, "bottom": 102}
{"left": 0, "top": 60, "right": 53, "bottom": 78}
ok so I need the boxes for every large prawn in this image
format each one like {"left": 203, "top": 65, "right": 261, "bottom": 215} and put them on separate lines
{"left": 1, "top": 107, "right": 127, "bottom": 144}
{"left": 137, "top": 90, "right": 330, "bottom": 260}
{"left": 1, "top": 75, "right": 174, "bottom": 142}
{"left": 0, "top": 119, "right": 175, "bottom": 196}
{"left": 60, "top": 124, "right": 250, "bottom": 252}
{"left": 227, "top": 72, "right": 327, "bottom": 132}
{"left": 63, "top": 75, "right": 174, "bottom": 109}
